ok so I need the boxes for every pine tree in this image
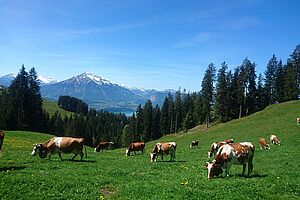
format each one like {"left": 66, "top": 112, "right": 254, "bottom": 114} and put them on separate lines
{"left": 243, "top": 58, "right": 257, "bottom": 115}
{"left": 28, "top": 67, "right": 45, "bottom": 131}
{"left": 274, "top": 60, "right": 285, "bottom": 102}
{"left": 8, "top": 65, "right": 30, "bottom": 129}
{"left": 201, "top": 63, "right": 216, "bottom": 128}
{"left": 142, "top": 100, "right": 153, "bottom": 142}
{"left": 215, "top": 62, "right": 229, "bottom": 122}
{"left": 265, "top": 55, "right": 278, "bottom": 104}
{"left": 160, "top": 96, "right": 170, "bottom": 135}
{"left": 193, "top": 93, "right": 204, "bottom": 124}
{"left": 174, "top": 89, "right": 183, "bottom": 133}
{"left": 183, "top": 110, "right": 195, "bottom": 132}
{"left": 135, "top": 104, "right": 144, "bottom": 140}
{"left": 256, "top": 73, "right": 267, "bottom": 111}
{"left": 152, "top": 104, "right": 161, "bottom": 140}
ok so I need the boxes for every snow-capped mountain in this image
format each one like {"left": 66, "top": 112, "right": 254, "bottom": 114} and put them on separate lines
{"left": 38, "top": 75, "right": 58, "bottom": 85}
{"left": 1, "top": 72, "right": 174, "bottom": 113}
{"left": 0, "top": 74, "right": 16, "bottom": 86}
{"left": 0, "top": 73, "right": 57, "bottom": 86}
{"left": 41, "top": 72, "right": 174, "bottom": 112}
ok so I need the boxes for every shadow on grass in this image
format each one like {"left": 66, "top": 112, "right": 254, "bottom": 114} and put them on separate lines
{"left": 0, "top": 166, "right": 26, "bottom": 172}
{"left": 63, "top": 159, "right": 97, "bottom": 163}
{"left": 216, "top": 173, "right": 268, "bottom": 179}
{"left": 154, "top": 160, "right": 187, "bottom": 163}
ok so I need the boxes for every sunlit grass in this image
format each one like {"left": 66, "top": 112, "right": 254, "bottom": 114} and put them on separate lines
{"left": 1, "top": 101, "right": 300, "bottom": 199}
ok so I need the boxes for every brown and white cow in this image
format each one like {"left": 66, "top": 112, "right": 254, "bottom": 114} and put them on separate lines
{"left": 150, "top": 142, "right": 177, "bottom": 162}
{"left": 297, "top": 118, "right": 300, "bottom": 125}
{"left": 270, "top": 134, "right": 280, "bottom": 145}
{"left": 0, "top": 130, "right": 4, "bottom": 156}
{"left": 208, "top": 138, "right": 234, "bottom": 158}
{"left": 259, "top": 138, "right": 270, "bottom": 150}
{"left": 190, "top": 140, "right": 199, "bottom": 149}
{"left": 31, "top": 137, "right": 85, "bottom": 161}
{"left": 205, "top": 142, "right": 255, "bottom": 179}
{"left": 126, "top": 142, "right": 145, "bottom": 156}
{"left": 94, "top": 141, "right": 114, "bottom": 152}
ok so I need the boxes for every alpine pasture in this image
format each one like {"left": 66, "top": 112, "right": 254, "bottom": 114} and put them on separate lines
{"left": 0, "top": 101, "right": 299, "bottom": 199}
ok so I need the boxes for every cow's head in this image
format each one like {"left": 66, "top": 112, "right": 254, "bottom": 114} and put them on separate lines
{"left": 150, "top": 153, "right": 157, "bottom": 162}
{"left": 31, "top": 144, "right": 48, "bottom": 159}
{"left": 205, "top": 162, "right": 223, "bottom": 179}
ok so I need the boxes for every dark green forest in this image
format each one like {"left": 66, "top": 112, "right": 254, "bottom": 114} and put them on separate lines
{"left": 0, "top": 45, "right": 299, "bottom": 147}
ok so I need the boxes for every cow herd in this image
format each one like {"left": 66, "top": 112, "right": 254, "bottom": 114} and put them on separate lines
{"left": 0, "top": 129, "right": 284, "bottom": 179}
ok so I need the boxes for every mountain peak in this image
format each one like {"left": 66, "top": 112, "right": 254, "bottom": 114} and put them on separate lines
{"left": 75, "top": 72, "right": 112, "bottom": 85}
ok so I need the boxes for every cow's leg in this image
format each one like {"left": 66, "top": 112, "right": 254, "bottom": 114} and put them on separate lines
{"left": 142, "top": 148, "right": 144, "bottom": 154}
{"left": 248, "top": 161, "right": 253, "bottom": 176}
{"left": 242, "top": 163, "right": 246, "bottom": 176}
{"left": 72, "top": 153, "right": 78, "bottom": 160}
{"left": 79, "top": 151, "right": 84, "bottom": 161}
{"left": 58, "top": 152, "right": 63, "bottom": 161}
{"left": 161, "top": 155, "right": 164, "bottom": 161}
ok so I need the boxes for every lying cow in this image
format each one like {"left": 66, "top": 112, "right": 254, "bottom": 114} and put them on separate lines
{"left": 190, "top": 140, "right": 199, "bottom": 148}
{"left": 126, "top": 142, "right": 145, "bottom": 156}
{"left": 297, "top": 118, "right": 300, "bottom": 125}
{"left": 270, "top": 134, "right": 281, "bottom": 145}
{"left": 205, "top": 142, "right": 255, "bottom": 179}
{"left": 208, "top": 138, "right": 234, "bottom": 158}
{"left": 94, "top": 141, "right": 114, "bottom": 152}
{"left": 31, "top": 137, "right": 85, "bottom": 161}
{"left": 0, "top": 130, "right": 4, "bottom": 156}
{"left": 259, "top": 138, "right": 270, "bottom": 150}
{"left": 150, "top": 142, "right": 177, "bottom": 162}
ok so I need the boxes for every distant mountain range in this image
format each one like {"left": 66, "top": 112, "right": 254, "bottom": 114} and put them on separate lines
{"left": 0, "top": 72, "right": 175, "bottom": 114}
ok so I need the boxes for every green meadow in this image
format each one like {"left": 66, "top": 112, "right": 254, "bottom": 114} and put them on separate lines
{"left": 1, "top": 101, "right": 300, "bottom": 199}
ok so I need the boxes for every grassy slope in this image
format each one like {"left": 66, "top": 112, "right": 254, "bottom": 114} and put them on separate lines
{"left": 42, "top": 98, "right": 73, "bottom": 117}
{"left": 0, "top": 101, "right": 299, "bottom": 199}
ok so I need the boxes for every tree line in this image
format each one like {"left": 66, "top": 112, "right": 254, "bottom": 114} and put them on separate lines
{"left": 0, "top": 45, "right": 299, "bottom": 147}
{"left": 58, "top": 95, "right": 88, "bottom": 115}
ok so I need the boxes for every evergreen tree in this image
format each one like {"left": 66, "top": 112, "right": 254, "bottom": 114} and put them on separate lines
{"left": 201, "top": 63, "right": 216, "bottom": 128}
{"left": 28, "top": 67, "right": 45, "bottom": 131}
{"left": 243, "top": 58, "right": 257, "bottom": 115}
{"left": 135, "top": 104, "right": 144, "bottom": 140}
{"left": 160, "top": 96, "right": 170, "bottom": 135}
{"left": 174, "top": 89, "right": 183, "bottom": 133}
{"left": 142, "top": 100, "right": 153, "bottom": 142}
{"left": 215, "top": 62, "right": 229, "bottom": 122}
{"left": 8, "top": 65, "right": 30, "bottom": 129}
{"left": 152, "top": 104, "right": 161, "bottom": 140}
{"left": 274, "top": 60, "right": 285, "bottom": 102}
{"left": 283, "top": 61, "right": 298, "bottom": 101}
{"left": 193, "top": 93, "right": 204, "bottom": 124}
{"left": 265, "top": 55, "right": 278, "bottom": 104}
{"left": 183, "top": 110, "right": 195, "bottom": 132}
{"left": 256, "top": 73, "right": 268, "bottom": 111}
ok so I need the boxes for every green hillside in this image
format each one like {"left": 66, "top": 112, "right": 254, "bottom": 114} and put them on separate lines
{"left": 1, "top": 101, "right": 299, "bottom": 199}
{"left": 42, "top": 98, "right": 73, "bottom": 117}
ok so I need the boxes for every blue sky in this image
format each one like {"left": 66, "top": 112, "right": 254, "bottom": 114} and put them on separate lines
{"left": 0, "top": 0, "right": 299, "bottom": 91}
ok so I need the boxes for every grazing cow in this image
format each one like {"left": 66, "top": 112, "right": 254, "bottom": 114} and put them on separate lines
{"left": 208, "top": 138, "right": 234, "bottom": 158}
{"left": 0, "top": 130, "right": 4, "bottom": 156}
{"left": 31, "top": 137, "right": 85, "bottom": 161}
{"left": 259, "top": 138, "right": 270, "bottom": 150}
{"left": 270, "top": 134, "right": 281, "bottom": 145}
{"left": 205, "top": 142, "right": 255, "bottom": 179}
{"left": 297, "top": 118, "right": 300, "bottom": 125}
{"left": 94, "top": 141, "right": 114, "bottom": 152}
{"left": 190, "top": 140, "right": 199, "bottom": 148}
{"left": 150, "top": 142, "right": 177, "bottom": 162}
{"left": 126, "top": 142, "right": 145, "bottom": 156}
